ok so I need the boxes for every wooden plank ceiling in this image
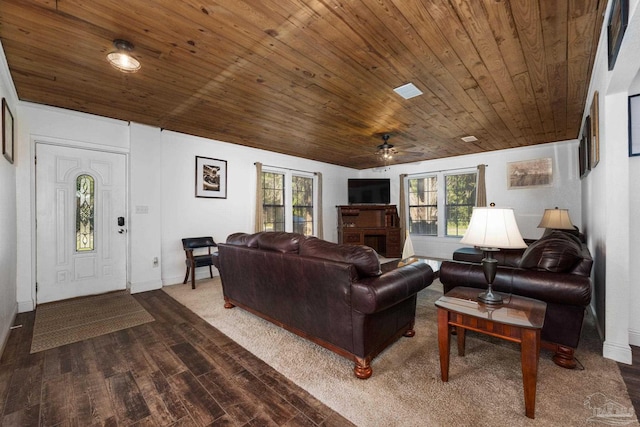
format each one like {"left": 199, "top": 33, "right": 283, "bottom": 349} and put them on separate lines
{"left": 0, "top": 0, "right": 605, "bottom": 169}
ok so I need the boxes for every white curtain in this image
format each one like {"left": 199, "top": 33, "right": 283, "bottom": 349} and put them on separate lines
{"left": 254, "top": 162, "right": 263, "bottom": 233}
{"left": 476, "top": 164, "right": 487, "bottom": 207}
{"left": 399, "top": 173, "right": 408, "bottom": 247}
{"left": 316, "top": 172, "right": 323, "bottom": 239}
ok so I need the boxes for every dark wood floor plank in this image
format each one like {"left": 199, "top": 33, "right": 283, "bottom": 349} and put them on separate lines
{"left": 170, "top": 342, "right": 216, "bottom": 376}
{"left": 233, "top": 368, "right": 299, "bottom": 425}
{"left": 3, "top": 360, "right": 43, "bottom": 415}
{"left": 149, "top": 370, "right": 190, "bottom": 421}
{"left": 40, "top": 372, "right": 73, "bottom": 426}
{"left": 167, "top": 370, "right": 226, "bottom": 426}
{"left": 1, "top": 403, "right": 41, "bottom": 427}
{"left": 69, "top": 370, "right": 118, "bottom": 426}
{"left": 105, "top": 371, "right": 152, "bottom": 425}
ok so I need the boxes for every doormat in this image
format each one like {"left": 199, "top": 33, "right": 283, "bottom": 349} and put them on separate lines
{"left": 30, "top": 290, "right": 155, "bottom": 353}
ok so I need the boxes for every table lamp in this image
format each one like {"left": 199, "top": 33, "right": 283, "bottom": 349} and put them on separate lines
{"left": 460, "top": 205, "right": 527, "bottom": 305}
{"left": 537, "top": 207, "right": 574, "bottom": 236}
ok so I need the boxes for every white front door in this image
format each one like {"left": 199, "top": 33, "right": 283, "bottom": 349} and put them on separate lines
{"left": 36, "top": 143, "right": 127, "bottom": 304}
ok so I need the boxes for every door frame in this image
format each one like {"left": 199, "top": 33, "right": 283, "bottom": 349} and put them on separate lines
{"left": 31, "top": 137, "right": 130, "bottom": 307}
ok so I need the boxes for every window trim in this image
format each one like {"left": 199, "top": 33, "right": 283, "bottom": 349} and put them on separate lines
{"left": 262, "top": 167, "right": 317, "bottom": 235}
{"left": 405, "top": 168, "right": 477, "bottom": 238}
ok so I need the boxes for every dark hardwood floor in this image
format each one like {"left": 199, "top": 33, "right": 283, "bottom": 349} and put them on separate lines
{"left": 618, "top": 345, "right": 640, "bottom": 417}
{"left": 0, "top": 290, "right": 355, "bottom": 426}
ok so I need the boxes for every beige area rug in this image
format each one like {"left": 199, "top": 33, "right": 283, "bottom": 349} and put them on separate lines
{"left": 31, "top": 290, "right": 155, "bottom": 353}
{"left": 164, "top": 278, "right": 638, "bottom": 427}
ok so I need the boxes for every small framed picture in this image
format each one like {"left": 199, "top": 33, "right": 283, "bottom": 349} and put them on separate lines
{"left": 607, "top": 0, "right": 628, "bottom": 71}
{"left": 2, "top": 98, "right": 14, "bottom": 164}
{"left": 629, "top": 94, "right": 640, "bottom": 157}
{"left": 195, "top": 156, "right": 227, "bottom": 198}
{"left": 507, "top": 158, "right": 553, "bottom": 189}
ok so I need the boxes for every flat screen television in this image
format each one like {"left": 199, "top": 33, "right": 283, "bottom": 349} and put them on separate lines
{"left": 348, "top": 178, "right": 391, "bottom": 204}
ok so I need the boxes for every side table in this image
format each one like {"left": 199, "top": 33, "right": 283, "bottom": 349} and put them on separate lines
{"left": 435, "top": 287, "right": 546, "bottom": 419}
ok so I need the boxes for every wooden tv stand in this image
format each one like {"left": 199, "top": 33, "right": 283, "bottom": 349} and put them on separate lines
{"left": 337, "top": 205, "right": 401, "bottom": 258}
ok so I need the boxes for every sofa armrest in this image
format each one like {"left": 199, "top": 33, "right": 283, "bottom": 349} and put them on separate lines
{"left": 439, "top": 261, "right": 591, "bottom": 307}
{"left": 351, "top": 263, "right": 434, "bottom": 314}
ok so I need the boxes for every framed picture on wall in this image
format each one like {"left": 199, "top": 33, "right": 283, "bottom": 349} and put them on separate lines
{"left": 579, "top": 117, "right": 591, "bottom": 179}
{"left": 607, "top": 0, "right": 628, "bottom": 71}
{"left": 629, "top": 94, "right": 640, "bottom": 157}
{"left": 195, "top": 156, "right": 227, "bottom": 198}
{"left": 507, "top": 158, "right": 553, "bottom": 189}
{"left": 2, "top": 98, "right": 14, "bottom": 164}
{"left": 590, "top": 91, "right": 600, "bottom": 168}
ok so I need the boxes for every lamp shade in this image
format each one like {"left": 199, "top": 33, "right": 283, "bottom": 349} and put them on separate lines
{"left": 460, "top": 207, "right": 527, "bottom": 250}
{"left": 537, "top": 208, "right": 574, "bottom": 230}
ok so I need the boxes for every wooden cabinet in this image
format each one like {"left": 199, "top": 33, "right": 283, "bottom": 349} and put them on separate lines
{"left": 337, "top": 205, "right": 402, "bottom": 258}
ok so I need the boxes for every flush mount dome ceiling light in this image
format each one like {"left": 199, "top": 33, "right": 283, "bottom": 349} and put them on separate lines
{"left": 107, "top": 39, "right": 141, "bottom": 73}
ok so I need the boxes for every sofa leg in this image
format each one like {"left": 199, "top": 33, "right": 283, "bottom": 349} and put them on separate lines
{"left": 403, "top": 329, "right": 416, "bottom": 337}
{"left": 354, "top": 357, "right": 372, "bottom": 379}
{"left": 552, "top": 345, "right": 577, "bottom": 369}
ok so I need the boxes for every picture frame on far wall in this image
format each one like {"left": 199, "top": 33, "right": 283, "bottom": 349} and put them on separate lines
{"left": 2, "top": 98, "right": 14, "bottom": 164}
{"left": 607, "top": 0, "right": 628, "bottom": 71}
{"left": 579, "top": 116, "right": 591, "bottom": 179}
{"left": 590, "top": 91, "right": 600, "bottom": 168}
{"left": 629, "top": 94, "right": 640, "bottom": 157}
{"left": 507, "top": 157, "right": 553, "bottom": 189}
{"left": 195, "top": 156, "right": 227, "bottom": 198}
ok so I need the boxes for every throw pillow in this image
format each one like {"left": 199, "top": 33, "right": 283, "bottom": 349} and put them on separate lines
{"left": 519, "top": 234, "right": 582, "bottom": 273}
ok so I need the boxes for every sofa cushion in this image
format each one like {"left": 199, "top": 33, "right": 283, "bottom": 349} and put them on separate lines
{"left": 519, "top": 232, "right": 582, "bottom": 273}
{"left": 226, "top": 232, "right": 254, "bottom": 246}
{"left": 300, "top": 237, "right": 381, "bottom": 277}
{"left": 255, "top": 232, "right": 303, "bottom": 253}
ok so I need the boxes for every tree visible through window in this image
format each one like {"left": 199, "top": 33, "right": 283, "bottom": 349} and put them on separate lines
{"left": 445, "top": 173, "right": 477, "bottom": 236}
{"left": 261, "top": 172, "right": 285, "bottom": 232}
{"left": 408, "top": 176, "right": 437, "bottom": 235}
{"left": 292, "top": 175, "right": 313, "bottom": 235}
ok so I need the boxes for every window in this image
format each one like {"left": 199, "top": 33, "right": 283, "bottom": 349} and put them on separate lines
{"left": 407, "top": 171, "right": 476, "bottom": 237}
{"left": 445, "top": 173, "right": 476, "bottom": 236}
{"left": 76, "top": 174, "right": 95, "bottom": 251}
{"left": 292, "top": 175, "right": 313, "bottom": 235}
{"left": 262, "top": 172, "right": 285, "bottom": 232}
{"left": 261, "top": 170, "right": 315, "bottom": 235}
{"left": 408, "top": 176, "right": 437, "bottom": 235}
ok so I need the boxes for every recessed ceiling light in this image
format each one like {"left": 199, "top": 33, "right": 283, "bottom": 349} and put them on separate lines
{"left": 461, "top": 136, "right": 478, "bottom": 142}
{"left": 393, "top": 83, "right": 423, "bottom": 99}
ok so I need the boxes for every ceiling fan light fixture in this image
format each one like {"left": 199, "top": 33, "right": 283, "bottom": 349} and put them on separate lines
{"left": 376, "top": 134, "right": 397, "bottom": 162}
{"left": 107, "top": 39, "right": 141, "bottom": 73}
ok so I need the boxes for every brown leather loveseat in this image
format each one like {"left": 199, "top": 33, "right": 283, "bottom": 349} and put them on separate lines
{"left": 213, "top": 231, "right": 435, "bottom": 379}
{"left": 439, "top": 231, "right": 592, "bottom": 369}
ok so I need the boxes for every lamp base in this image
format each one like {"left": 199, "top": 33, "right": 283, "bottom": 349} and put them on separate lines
{"left": 477, "top": 290, "right": 503, "bottom": 305}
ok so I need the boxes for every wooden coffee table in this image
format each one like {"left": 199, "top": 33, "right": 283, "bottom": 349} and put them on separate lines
{"left": 435, "top": 287, "right": 547, "bottom": 419}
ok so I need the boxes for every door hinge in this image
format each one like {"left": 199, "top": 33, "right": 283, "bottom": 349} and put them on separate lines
{"left": 35, "top": 282, "right": 38, "bottom": 291}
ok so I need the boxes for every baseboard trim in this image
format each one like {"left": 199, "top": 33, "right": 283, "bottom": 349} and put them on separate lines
{"left": 603, "top": 340, "right": 633, "bottom": 364}
{"left": 18, "top": 299, "right": 35, "bottom": 313}
{"left": 0, "top": 303, "right": 18, "bottom": 358}
{"left": 629, "top": 329, "right": 640, "bottom": 347}
{"left": 130, "top": 280, "right": 163, "bottom": 294}
{"left": 162, "top": 271, "right": 220, "bottom": 288}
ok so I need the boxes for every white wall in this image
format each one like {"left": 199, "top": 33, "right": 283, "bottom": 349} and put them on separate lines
{"left": 159, "top": 130, "right": 353, "bottom": 285}
{"left": 579, "top": 0, "right": 640, "bottom": 363}
{"left": 358, "top": 140, "right": 580, "bottom": 259}
{"left": 0, "top": 42, "right": 18, "bottom": 352}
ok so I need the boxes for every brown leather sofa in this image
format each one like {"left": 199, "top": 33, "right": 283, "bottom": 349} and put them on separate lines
{"left": 439, "top": 231, "right": 593, "bottom": 368}
{"left": 213, "top": 231, "right": 435, "bottom": 379}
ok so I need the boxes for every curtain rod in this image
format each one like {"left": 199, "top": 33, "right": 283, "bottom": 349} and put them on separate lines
{"left": 254, "top": 162, "right": 317, "bottom": 175}
{"left": 405, "top": 164, "right": 488, "bottom": 177}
